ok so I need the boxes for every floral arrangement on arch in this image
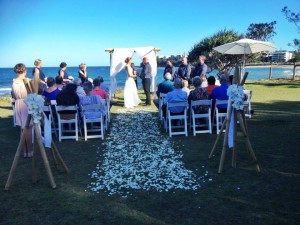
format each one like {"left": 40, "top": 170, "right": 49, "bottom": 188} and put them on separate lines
{"left": 227, "top": 84, "right": 245, "bottom": 110}
{"left": 24, "top": 93, "right": 45, "bottom": 124}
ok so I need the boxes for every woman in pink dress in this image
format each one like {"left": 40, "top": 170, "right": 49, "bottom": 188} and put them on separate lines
{"left": 11, "top": 63, "right": 33, "bottom": 158}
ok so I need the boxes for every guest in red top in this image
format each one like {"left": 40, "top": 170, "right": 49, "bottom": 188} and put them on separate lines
{"left": 206, "top": 76, "right": 217, "bottom": 95}
{"left": 92, "top": 77, "right": 106, "bottom": 99}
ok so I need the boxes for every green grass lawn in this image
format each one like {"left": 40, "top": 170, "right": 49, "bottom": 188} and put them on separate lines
{"left": 0, "top": 79, "right": 299, "bottom": 225}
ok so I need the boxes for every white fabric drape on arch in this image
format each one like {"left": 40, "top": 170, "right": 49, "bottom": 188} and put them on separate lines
{"left": 109, "top": 46, "right": 158, "bottom": 95}
{"left": 110, "top": 48, "right": 135, "bottom": 95}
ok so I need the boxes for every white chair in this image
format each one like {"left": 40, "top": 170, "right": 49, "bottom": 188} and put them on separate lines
{"left": 243, "top": 90, "right": 253, "bottom": 118}
{"left": 11, "top": 98, "right": 16, "bottom": 127}
{"left": 158, "top": 93, "right": 167, "bottom": 121}
{"left": 50, "top": 100, "right": 57, "bottom": 106}
{"left": 42, "top": 105, "right": 58, "bottom": 137}
{"left": 100, "top": 99, "right": 109, "bottom": 130}
{"left": 81, "top": 104, "right": 104, "bottom": 140}
{"left": 213, "top": 99, "right": 228, "bottom": 134}
{"left": 55, "top": 105, "right": 79, "bottom": 141}
{"left": 106, "top": 98, "right": 111, "bottom": 123}
{"left": 190, "top": 100, "right": 212, "bottom": 136}
{"left": 165, "top": 101, "right": 189, "bottom": 137}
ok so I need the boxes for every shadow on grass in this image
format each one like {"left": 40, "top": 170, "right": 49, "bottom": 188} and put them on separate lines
{"left": 1, "top": 96, "right": 300, "bottom": 225}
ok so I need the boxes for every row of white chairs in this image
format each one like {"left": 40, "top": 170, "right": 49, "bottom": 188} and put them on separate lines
{"left": 11, "top": 98, "right": 110, "bottom": 142}
{"left": 159, "top": 90, "right": 253, "bottom": 137}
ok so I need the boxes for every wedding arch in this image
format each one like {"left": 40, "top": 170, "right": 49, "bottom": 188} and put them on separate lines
{"left": 105, "top": 46, "right": 160, "bottom": 95}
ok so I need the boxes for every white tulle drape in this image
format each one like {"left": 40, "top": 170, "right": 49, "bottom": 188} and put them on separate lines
{"left": 110, "top": 48, "right": 135, "bottom": 95}
{"left": 109, "top": 46, "right": 158, "bottom": 95}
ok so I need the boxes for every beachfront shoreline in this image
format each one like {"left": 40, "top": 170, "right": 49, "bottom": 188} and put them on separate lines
{"left": 245, "top": 64, "right": 298, "bottom": 69}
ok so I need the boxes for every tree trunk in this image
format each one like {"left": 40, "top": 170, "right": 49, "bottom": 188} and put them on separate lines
{"left": 292, "top": 61, "right": 296, "bottom": 81}
{"left": 268, "top": 64, "right": 272, "bottom": 80}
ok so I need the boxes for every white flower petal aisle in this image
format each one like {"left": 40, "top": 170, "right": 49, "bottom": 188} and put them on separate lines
{"left": 87, "top": 107, "right": 205, "bottom": 196}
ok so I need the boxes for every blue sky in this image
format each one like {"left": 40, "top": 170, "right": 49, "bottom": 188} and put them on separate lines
{"left": 0, "top": 0, "right": 299, "bottom": 67}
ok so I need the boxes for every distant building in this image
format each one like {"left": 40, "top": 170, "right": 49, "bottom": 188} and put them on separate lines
{"left": 271, "top": 51, "right": 293, "bottom": 62}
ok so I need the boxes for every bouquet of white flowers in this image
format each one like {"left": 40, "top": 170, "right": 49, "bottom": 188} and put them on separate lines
{"left": 24, "top": 94, "right": 45, "bottom": 124}
{"left": 227, "top": 84, "right": 244, "bottom": 110}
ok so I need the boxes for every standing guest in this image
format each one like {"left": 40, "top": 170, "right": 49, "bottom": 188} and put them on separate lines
{"left": 140, "top": 57, "right": 152, "bottom": 106}
{"left": 182, "top": 80, "right": 191, "bottom": 96}
{"left": 32, "top": 59, "right": 47, "bottom": 92}
{"left": 79, "top": 81, "right": 106, "bottom": 119}
{"left": 163, "top": 58, "right": 176, "bottom": 79}
{"left": 131, "top": 62, "right": 139, "bottom": 88}
{"left": 188, "top": 76, "right": 210, "bottom": 114}
{"left": 153, "top": 72, "right": 174, "bottom": 109}
{"left": 55, "top": 75, "right": 64, "bottom": 90}
{"left": 192, "top": 55, "right": 208, "bottom": 79}
{"left": 98, "top": 76, "right": 110, "bottom": 98}
{"left": 56, "top": 83, "right": 79, "bottom": 119}
{"left": 78, "top": 63, "right": 88, "bottom": 84}
{"left": 176, "top": 57, "right": 191, "bottom": 82}
{"left": 73, "top": 78, "right": 86, "bottom": 97}
{"left": 58, "top": 62, "right": 71, "bottom": 84}
{"left": 162, "top": 78, "right": 188, "bottom": 118}
{"left": 11, "top": 63, "right": 33, "bottom": 158}
{"left": 211, "top": 74, "right": 229, "bottom": 113}
{"left": 92, "top": 77, "right": 106, "bottom": 99}
{"left": 43, "top": 77, "right": 60, "bottom": 107}
{"left": 206, "top": 76, "right": 217, "bottom": 95}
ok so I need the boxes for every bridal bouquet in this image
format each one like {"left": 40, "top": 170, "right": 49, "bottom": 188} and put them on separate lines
{"left": 227, "top": 84, "right": 245, "bottom": 110}
{"left": 24, "top": 93, "right": 45, "bottom": 124}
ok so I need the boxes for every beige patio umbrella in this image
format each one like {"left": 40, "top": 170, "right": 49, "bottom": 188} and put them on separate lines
{"left": 213, "top": 38, "right": 276, "bottom": 76}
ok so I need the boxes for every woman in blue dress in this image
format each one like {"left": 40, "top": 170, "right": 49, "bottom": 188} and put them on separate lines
{"left": 32, "top": 59, "right": 47, "bottom": 92}
{"left": 58, "top": 62, "right": 71, "bottom": 84}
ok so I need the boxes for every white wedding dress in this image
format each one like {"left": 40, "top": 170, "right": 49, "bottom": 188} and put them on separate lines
{"left": 124, "top": 65, "right": 141, "bottom": 108}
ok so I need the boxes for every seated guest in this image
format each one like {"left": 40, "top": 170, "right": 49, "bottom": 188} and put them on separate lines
{"left": 55, "top": 75, "right": 64, "bottom": 90}
{"left": 153, "top": 72, "right": 174, "bottom": 109}
{"left": 79, "top": 81, "right": 106, "bottom": 119}
{"left": 43, "top": 77, "right": 60, "bottom": 107}
{"left": 201, "top": 75, "right": 208, "bottom": 88}
{"left": 206, "top": 76, "right": 217, "bottom": 95}
{"left": 188, "top": 76, "right": 209, "bottom": 114}
{"left": 211, "top": 74, "right": 229, "bottom": 113}
{"left": 56, "top": 83, "right": 79, "bottom": 119}
{"left": 99, "top": 76, "right": 110, "bottom": 98}
{"left": 73, "top": 78, "right": 86, "bottom": 97}
{"left": 182, "top": 80, "right": 190, "bottom": 96}
{"left": 162, "top": 78, "right": 188, "bottom": 118}
{"left": 92, "top": 77, "right": 106, "bottom": 99}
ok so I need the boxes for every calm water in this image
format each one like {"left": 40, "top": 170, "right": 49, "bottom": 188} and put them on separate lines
{"left": 1, "top": 66, "right": 299, "bottom": 96}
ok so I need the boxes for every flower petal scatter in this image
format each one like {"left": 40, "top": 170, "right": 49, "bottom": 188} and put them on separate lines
{"left": 227, "top": 84, "right": 245, "bottom": 110}
{"left": 88, "top": 107, "right": 204, "bottom": 196}
{"left": 23, "top": 93, "right": 45, "bottom": 124}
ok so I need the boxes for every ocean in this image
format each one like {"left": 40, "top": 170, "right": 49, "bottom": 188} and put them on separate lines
{"left": 1, "top": 66, "right": 299, "bottom": 96}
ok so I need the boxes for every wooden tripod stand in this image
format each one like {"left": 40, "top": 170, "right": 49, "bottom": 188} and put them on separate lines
{"left": 208, "top": 68, "right": 260, "bottom": 173}
{"left": 5, "top": 77, "right": 69, "bottom": 190}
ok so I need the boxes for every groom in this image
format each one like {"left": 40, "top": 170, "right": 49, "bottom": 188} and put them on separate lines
{"left": 140, "top": 57, "right": 152, "bottom": 106}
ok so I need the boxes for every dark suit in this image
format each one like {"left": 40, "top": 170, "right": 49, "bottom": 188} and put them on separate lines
{"left": 140, "top": 62, "right": 152, "bottom": 105}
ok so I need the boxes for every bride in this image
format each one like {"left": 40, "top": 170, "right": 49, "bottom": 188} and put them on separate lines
{"left": 124, "top": 57, "right": 141, "bottom": 108}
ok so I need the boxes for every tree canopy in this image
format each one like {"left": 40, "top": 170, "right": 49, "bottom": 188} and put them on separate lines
{"left": 188, "top": 29, "right": 244, "bottom": 74}
{"left": 282, "top": 6, "right": 300, "bottom": 52}
{"left": 245, "top": 21, "right": 276, "bottom": 41}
